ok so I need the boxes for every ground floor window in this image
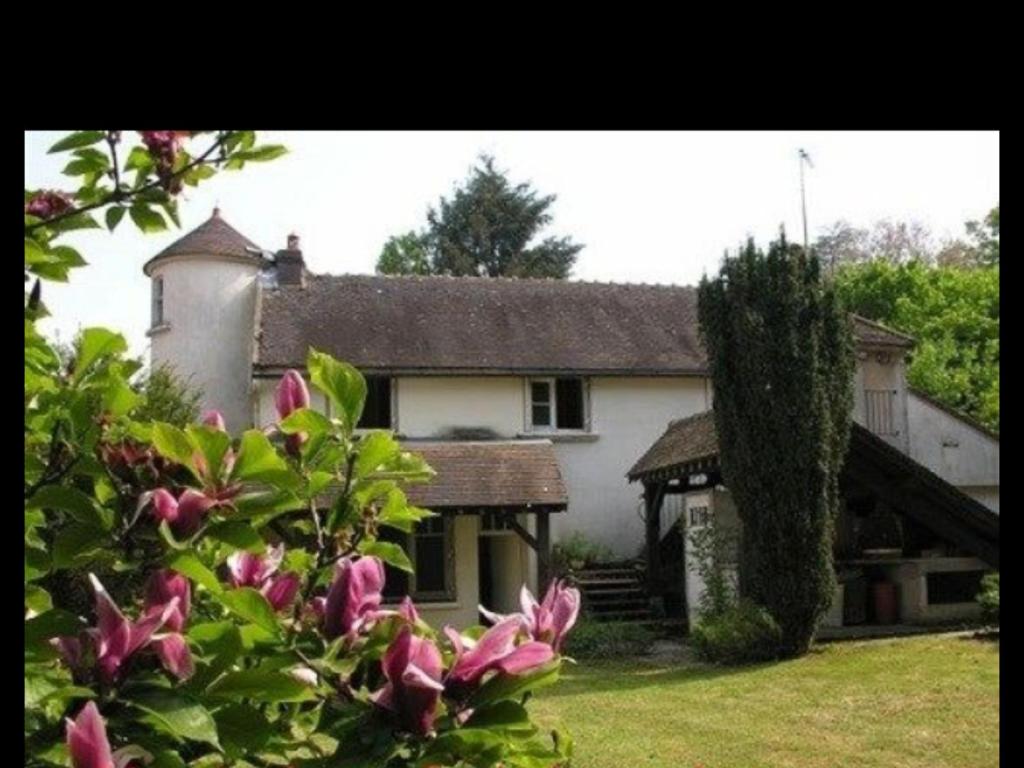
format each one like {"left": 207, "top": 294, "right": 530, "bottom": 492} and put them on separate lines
{"left": 380, "top": 516, "right": 456, "bottom": 602}
{"left": 926, "top": 569, "right": 985, "bottom": 605}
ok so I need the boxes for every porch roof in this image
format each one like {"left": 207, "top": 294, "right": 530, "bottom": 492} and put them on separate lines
{"left": 627, "top": 410, "right": 1000, "bottom": 567}
{"left": 401, "top": 439, "right": 568, "bottom": 511}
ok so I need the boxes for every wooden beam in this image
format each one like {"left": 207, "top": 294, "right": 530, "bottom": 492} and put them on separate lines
{"left": 644, "top": 481, "right": 667, "bottom": 596}
{"left": 503, "top": 513, "right": 539, "bottom": 551}
{"left": 536, "top": 511, "right": 551, "bottom": 593}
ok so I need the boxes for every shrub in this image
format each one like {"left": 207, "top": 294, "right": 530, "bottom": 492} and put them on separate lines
{"left": 552, "top": 531, "right": 613, "bottom": 574}
{"left": 687, "top": 517, "right": 739, "bottom": 619}
{"left": 977, "top": 572, "right": 999, "bottom": 624}
{"left": 690, "top": 600, "right": 783, "bottom": 665}
{"left": 563, "top": 619, "right": 657, "bottom": 660}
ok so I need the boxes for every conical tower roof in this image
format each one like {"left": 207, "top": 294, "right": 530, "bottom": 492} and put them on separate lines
{"left": 142, "top": 207, "right": 264, "bottom": 275}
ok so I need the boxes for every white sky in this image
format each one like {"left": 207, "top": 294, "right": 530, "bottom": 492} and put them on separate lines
{"left": 24, "top": 130, "right": 999, "bottom": 358}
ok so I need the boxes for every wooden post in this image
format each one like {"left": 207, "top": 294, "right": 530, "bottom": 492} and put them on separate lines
{"left": 644, "top": 482, "right": 664, "bottom": 597}
{"left": 536, "top": 510, "right": 551, "bottom": 593}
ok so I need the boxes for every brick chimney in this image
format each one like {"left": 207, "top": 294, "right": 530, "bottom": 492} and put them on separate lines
{"left": 275, "top": 232, "right": 305, "bottom": 286}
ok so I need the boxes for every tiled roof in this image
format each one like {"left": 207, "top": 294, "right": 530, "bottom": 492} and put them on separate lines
{"left": 143, "top": 209, "right": 263, "bottom": 275}
{"left": 401, "top": 440, "right": 568, "bottom": 510}
{"left": 254, "top": 274, "right": 915, "bottom": 374}
{"left": 851, "top": 315, "right": 914, "bottom": 348}
{"left": 627, "top": 410, "right": 718, "bottom": 480}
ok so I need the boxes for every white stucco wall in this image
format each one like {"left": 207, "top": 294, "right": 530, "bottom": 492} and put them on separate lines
{"left": 395, "top": 377, "right": 524, "bottom": 437}
{"left": 148, "top": 256, "right": 260, "bottom": 434}
{"left": 907, "top": 392, "right": 999, "bottom": 511}
{"left": 554, "top": 377, "right": 710, "bottom": 557}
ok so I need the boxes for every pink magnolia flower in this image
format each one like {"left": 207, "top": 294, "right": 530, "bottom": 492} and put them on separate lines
{"left": 322, "top": 556, "right": 385, "bottom": 640}
{"left": 226, "top": 545, "right": 301, "bottom": 612}
{"left": 275, "top": 370, "right": 310, "bottom": 419}
{"left": 444, "top": 615, "right": 554, "bottom": 695}
{"left": 370, "top": 626, "right": 445, "bottom": 736}
{"left": 201, "top": 410, "right": 226, "bottom": 431}
{"left": 86, "top": 574, "right": 189, "bottom": 684}
{"left": 144, "top": 569, "right": 190, "bottom": 632}
{"left": 66, "top": 701, "right": 113, "bottom": 768}
{"left": 26, "top": 190, "right": 74, "bottom": 220}
{"left": 142, "top": 569, "right": 195, "bottom": 680}
{"left": 66, "top": 701, "right": 149, "bottom": 768}
{"left": 480, "top": 580, "right": 581, "bottom": 653}
{"left": 147, "top": 488, "right": 216, "bottom": 537}
{"left": 275, "top": 370, "right": 310, "bottom": 456}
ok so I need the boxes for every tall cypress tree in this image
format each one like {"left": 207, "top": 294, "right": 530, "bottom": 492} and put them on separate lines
{"left": 697, "top": 233, "right": 854, "bottom": 656}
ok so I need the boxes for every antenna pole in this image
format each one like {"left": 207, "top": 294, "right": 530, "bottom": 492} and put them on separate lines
{"left": 798, "top": 149, "right": 810, "bottom": 255}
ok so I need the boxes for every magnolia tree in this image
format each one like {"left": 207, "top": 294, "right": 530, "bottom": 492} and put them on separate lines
{"left": 26, "top": 131, "right": 579, "bottom": 768}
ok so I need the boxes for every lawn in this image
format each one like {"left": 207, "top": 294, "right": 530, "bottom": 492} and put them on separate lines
{"left": 533, "top": 633, "right": 999, "bottom": 768}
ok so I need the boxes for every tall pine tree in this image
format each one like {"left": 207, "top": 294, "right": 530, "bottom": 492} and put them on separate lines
{"left": 698, "top": 233, "right": 854, "bottom": 656}
{"left": 376, "top": 155, "right": 583, "bottom": 278}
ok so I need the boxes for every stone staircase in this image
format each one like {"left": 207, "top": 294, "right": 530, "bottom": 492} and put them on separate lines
{"left": 572, "top": 561, "right": 653, "bottom": 622}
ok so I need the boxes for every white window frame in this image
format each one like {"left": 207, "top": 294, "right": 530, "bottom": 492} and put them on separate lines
{"left": 525, "top": 377, "right": 589, "bottom": 433}
{"left": 527, "top": 377, "right": 557, "bottom": 431}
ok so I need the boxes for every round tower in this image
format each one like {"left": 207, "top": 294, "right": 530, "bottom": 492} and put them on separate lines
{"left": 142, "top": 208, "right": 265, "bottom": 433}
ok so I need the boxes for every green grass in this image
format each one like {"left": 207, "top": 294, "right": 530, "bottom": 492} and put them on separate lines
{"left": 533, "top": 633, "right": 999, "bottom": 768}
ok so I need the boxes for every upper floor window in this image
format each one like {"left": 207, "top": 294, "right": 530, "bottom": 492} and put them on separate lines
{"left": 358, "top": 376, "right": 393, "bottom": 429}
{"left": 527, "top": 377, "right": 586, "bottom": 431}
{"left": 151, "top": 276, "right": 165, "bottom": 327}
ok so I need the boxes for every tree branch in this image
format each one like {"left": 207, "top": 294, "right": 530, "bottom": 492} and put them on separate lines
{"left": 25, "top": 131, "right": 236, "bottom": 235}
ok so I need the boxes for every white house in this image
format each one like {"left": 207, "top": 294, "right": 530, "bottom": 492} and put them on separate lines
{"left": 144, "top": 210, "right": 999, "bottom": 629}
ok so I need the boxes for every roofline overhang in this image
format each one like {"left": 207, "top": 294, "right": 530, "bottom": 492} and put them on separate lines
{"left": 142, "top": 250, "right": 267, "bottom": 277}
{"left": 252, "top": 365, "right": 710, "bottom": 378}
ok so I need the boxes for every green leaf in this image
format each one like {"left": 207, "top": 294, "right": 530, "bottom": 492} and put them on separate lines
{"left": 357, "top": 539, "right": 413, "bottom": 573}
{"left": 26, "top": 485, "right": 110, "bottom": 529}
{"left": 279, "top": 407, "right": 332, "bottom": 439}
{"left": 186, "top": 423, "right": 232, "bottom": 480}
{"left": 25, "top": 609, "right": 87, "bottom": 649}
{"left": 307, "top": 348, "right": 367, "bottom": 432}
{"left": 206, "top": 669, "right": 316, "bottom": 703}
{"left": 151, "top": 421, "right": 199, "bottom": 475}
{"left": 353, "top": 431, "right": 400, "bottom": 477}
{"left": 74, "top": 327, "right": 127, "bottom": 382}
{"left": 464, "top": 701, "right": 535, "bottom": 733}
{"left": 205, "top": 521, "right": 265, "bottom": 553}
{"left": 231, "top": 489, "right": 304, "bottom": 521}
{"left": 214, "top": 703, "right": 272, "bottom": 758}
{"left": 127, "top": 689, "right": 221, "bottom": 748}
{"left": 25, "top": 584, "right": 53, "bottom": 614}
{"left": 232, "top": 429, "right": 287, "bottom": 481}
{"left": 52, "top": 523, "right": 110, "bottom": 568}
{"left": 232, "top": 145, "right": 288, "bottom": 162}
{"left": 467, "top": 660, "right": 561, "bottom": 710}
{"left": 217, "top": 588, "right": 280, "bottom": 636}
{"left": 166, "top": 551, "right": 223, "bottom": 594}
{"left": 106, "top": 205, "right": 126, "bottom": 231}
{"left": 49, "top": 131, "right": 106, "bottom": 153}
{"left": 129, "top": 204, "right": 168, "bottom": 233}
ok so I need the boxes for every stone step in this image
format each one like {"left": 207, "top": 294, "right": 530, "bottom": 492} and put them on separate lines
{"left": 591, "top": 609, "right": 654, "bottom": 622}
{"left": 576, "top": 577, "right": 642, "bottom": 589}
{"left": 581, "top": 589, "right": 643, "bottom": 602}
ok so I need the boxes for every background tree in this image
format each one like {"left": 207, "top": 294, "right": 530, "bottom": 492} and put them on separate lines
{"left": 375, "top": 155, "right": 583, "bottom": 278}
{"left": 698, "top": 233, "right": 855, "bottom": 657}
{"left": 377, "top": 231, "right": 431, "bottom": 276}
{"left": 132, "top": 363, "right": 203, "bottom": 426}
{"left": 833, "top": 259, "right": 999, "bottom": 430}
